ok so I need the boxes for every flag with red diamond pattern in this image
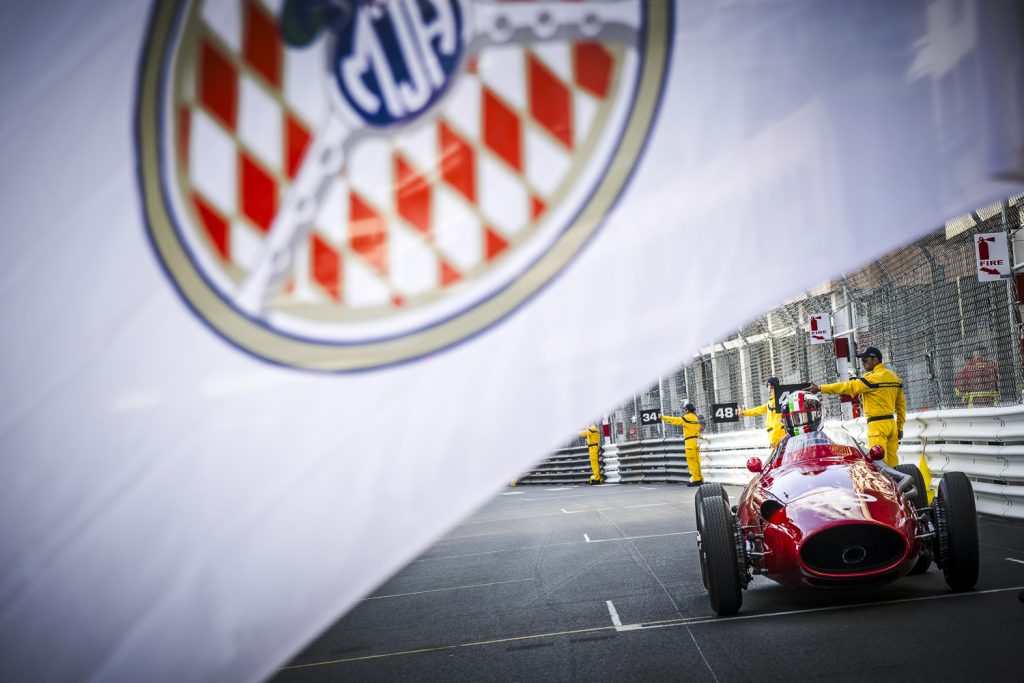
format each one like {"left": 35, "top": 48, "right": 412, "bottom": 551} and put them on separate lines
{"left": 0, "top": 1, "right": 1021, "bottom": 681}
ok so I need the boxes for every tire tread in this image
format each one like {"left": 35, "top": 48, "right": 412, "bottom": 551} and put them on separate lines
{"left": 938, "top": 472, "right": 979, "bottom": 591}
{"left": 701, "top": 497, "right": 742, "bottom": 616}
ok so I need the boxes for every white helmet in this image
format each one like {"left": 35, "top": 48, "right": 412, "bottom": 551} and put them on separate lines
{"left": 781, "top": 391, "right": 823, "bottom": 436}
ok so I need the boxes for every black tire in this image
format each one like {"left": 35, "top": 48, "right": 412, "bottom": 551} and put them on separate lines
{"left": 935, "top": 472, "right": 979, "bottom": 591}
{"left": 700, "top": 497, "right": 742, "bottom": 616}
{"left": 895, "top": 464, "right": 931, "bottom": 575}
{"left": 694, "top": 482, "right": 728, "bottom": 534}
{"left": 895, "top": 464, "right": 929, "bottom": 511}
{"left": 693, "top": 483, "right": 729, "bottom": 589}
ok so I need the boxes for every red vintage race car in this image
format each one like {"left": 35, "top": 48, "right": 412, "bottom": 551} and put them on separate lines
{"left": 695, "top": 426, "right": 980, "bottom": 616}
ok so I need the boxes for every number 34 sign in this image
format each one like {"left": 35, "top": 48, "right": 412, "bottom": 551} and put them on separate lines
{"left": 640, "top": 409, "right": 662, "bottom": 425}
{"left": 712, "top": 403, "right": 739, "bottom": 423}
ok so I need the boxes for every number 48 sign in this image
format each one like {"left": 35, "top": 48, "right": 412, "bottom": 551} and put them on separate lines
{"left": 712, "top": 403, "right": 739, "bottom": 423}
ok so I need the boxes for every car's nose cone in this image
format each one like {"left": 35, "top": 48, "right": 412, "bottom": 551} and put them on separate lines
{"left": 800, "top": 523, "right": 907, "bottom": 575}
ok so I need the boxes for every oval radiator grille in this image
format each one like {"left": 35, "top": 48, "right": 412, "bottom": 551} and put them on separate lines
{"left": 800, "top": 524, "right": 905, "bottom": 574}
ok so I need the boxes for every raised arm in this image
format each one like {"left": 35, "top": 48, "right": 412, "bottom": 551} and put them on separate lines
{"left": 817, "top": 378, "right": 868, "bottom": 396}
{"left": 741, "top": 403, "right": 767, "bottom": 417}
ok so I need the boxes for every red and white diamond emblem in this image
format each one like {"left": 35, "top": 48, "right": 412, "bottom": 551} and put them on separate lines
{"left": 138, "top": 0, "right": 672, "bottom": 369}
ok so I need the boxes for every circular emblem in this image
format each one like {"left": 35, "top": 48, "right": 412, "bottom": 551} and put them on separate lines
{"left": 137, "top": 0, "right": 671, "bottom": 370}
{"left": 331, "top": 0, "right": 465, "bottom": 127}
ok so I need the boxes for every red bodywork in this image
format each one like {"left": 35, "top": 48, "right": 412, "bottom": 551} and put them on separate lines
{"left": 736, "top": 432, "right": 922, "bottom": 587}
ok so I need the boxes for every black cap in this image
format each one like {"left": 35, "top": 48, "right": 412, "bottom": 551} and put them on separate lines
{"left": 856, "top": 346, "right": 882, "bottom": 360}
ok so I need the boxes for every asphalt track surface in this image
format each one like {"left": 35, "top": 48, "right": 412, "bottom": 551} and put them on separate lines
{"left": 275, "top": 484, "right": 1024, "bottom": 682}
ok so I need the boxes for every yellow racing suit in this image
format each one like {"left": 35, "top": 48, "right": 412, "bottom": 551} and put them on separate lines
{"left": 661, "top": 413, "right": 703, "bottom": 483}
{"left": 819, "top": 363, "right": 906, "bottom": 467}
{"left": 579, "top": 424, "right": 602, "bottom": 483}
{"left": 741, "top": 396, "right": 785, "bottom": 449}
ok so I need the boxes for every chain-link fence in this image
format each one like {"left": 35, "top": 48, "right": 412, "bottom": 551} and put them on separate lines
{"left": 599, "top": 195, "right": 1024, "bottom": 443}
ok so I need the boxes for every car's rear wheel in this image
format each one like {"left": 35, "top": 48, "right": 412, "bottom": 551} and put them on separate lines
{"left": 934, "top": 472, "right": 979, "bottom": 591}
{"left": 694, "top": 483, "right": 728, "bottom": 589}
{"left": 895, "top": 464, "right": 931, "bottom": 575}
{"left": 700, "top": 496, "right": 742, "bottom": 616}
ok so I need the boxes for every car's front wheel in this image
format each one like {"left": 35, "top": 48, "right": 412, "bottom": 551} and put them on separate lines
{"left": 700, "top": 496, "right": 742, "bottom": 616}
{"left": 694, "top": 483, "right": 728, "bottom": 589}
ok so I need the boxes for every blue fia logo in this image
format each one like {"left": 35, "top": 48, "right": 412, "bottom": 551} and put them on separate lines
{"left": 331, "top": 0, "right": 464, "bottom": 127}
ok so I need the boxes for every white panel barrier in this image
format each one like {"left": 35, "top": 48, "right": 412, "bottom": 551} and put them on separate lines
{"left": 527, "top": 407, "right": 1024, "bottom": 520}
{"left": 700, "top": 431, "right": 769, "bottom": 487}
{"left": 517, "top": 445, "right": 593, "bottom": 485}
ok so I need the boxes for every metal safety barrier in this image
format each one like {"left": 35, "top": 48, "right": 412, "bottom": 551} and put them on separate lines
{"left": 516, "top": 444, "right": 594, "bottom": 485}
{"left": 603, "top": 440, "right": 690, "bottom": 484}
{"left": 527, "top": 407, "right": 1024, "bottom": 520}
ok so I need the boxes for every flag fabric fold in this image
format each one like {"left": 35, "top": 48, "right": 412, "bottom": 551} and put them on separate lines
{"left": 1, "top": 0, "right": 1021, "bottom": 679}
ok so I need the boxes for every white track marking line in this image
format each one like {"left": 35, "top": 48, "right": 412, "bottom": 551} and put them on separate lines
{"left": 413, "top": 531, "right": 696, "bottom": 562}
{"left": 522, "top": 489, "right": 648, "bottom": 501}
{"left": 363, "top": 578, "right": 536, "bottom": 601}
{"left": 499, "top": 492, "right": 524, "bottom": 495}
{"left": 586, "top": 531, "right": 697, "bottom": 544}
{"left": 284, "top": 586, "right": 1024, "bottom": 670}
{"left": 545, "top": 487, "right": 573, "bottom": 491}
{"left": 455, "top": 502, "right": 674, "bottom": 527}
{"left": 1007, "top": 558, "right": 1024, "bottom": 566}
{"left": 687, "top": 626, "right": 719, "bottom": 682}
{"left": 438, "top": 528, "right": 523, "bottom": 542}
{"left": 638, "top": 584, "right": 1024, "bottom": 631}
{"left": 456, "top": 510, "right": 593, "bottom": 527}
{"left": 605, "top": 600, "right": 641, "bottom": 632}
{"left": 606, "top": 600, "right": 622, "bottom": 626}
{"left": 595, "top": 508, "right": 687, "bottom": 625}
{"left": 562, "top": 502, "right": 669, "bottom": 514}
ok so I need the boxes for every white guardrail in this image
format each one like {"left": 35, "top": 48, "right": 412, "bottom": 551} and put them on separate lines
{"left": 528, "top": 406, "right": 1024, "bottom": 521}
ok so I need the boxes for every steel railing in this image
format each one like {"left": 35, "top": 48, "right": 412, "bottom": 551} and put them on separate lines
{"left": 527, "top": 407, "right": 1024, "bottom": 520}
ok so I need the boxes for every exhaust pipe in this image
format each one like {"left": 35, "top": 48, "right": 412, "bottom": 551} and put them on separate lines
{"left": 878, "top": 463, "right": 917, "bottom": 500}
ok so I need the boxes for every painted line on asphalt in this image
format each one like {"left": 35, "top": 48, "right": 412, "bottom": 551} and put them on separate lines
{"left": 561, "top": 502, "right": 670, "bottom": 514}
{"left": 412, "top": 531, "right": 696, "bottom": 563}
{"left": 522, "top": 488, "right": 665, "bottom": 502}
{"left": 606, "top": 600, "right": 641, "bottom": 632}
{"left": 363, "top": 578, "right": 536, "bottom": 601}
{"left": 455, "top": 510, "right": 598, "bottom": 527}
{"left": 1007, "top": 558, "right": 1024, "bottom": 566}
{"left": 606, "top": 600, "right": 622, "bottom": 626}
{"left": 279, "top": 623, "right": 620, "bottom": 670}
{"left": 437, "top": 528, "right": 523, "bottom": 542}
{"left": 686, "top": 626, "right": 719, "bottom": 682}
{"left": 282, "top": 586, "right": 1024, "bottom": 671}
{"left": 585, "top": 531, "right": 697, "bottom": 544}
{"left": 638, "top": 584, "right": 1024, "bottom": 631}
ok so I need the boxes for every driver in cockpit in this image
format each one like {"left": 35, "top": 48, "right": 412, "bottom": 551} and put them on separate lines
{"left": 770, "top": 391, "right": 826, "bottom": 464}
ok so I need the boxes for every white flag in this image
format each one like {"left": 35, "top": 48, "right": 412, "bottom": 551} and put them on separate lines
{"left": 1, "top": 0, "right": 1021, "bottom": 679}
